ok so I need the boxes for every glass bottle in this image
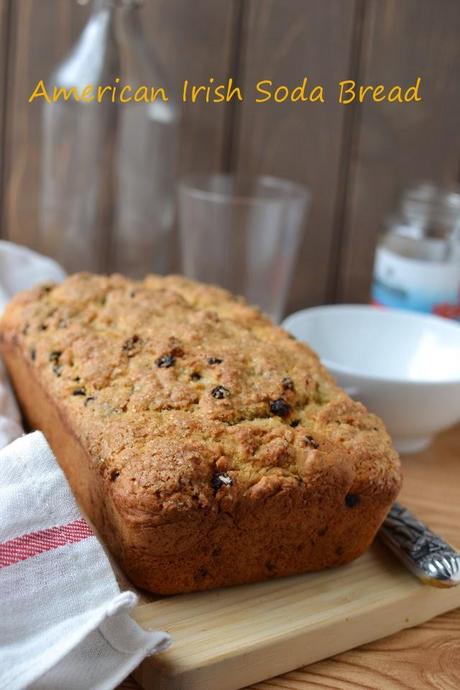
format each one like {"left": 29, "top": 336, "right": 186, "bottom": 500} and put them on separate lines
{"left": 372, "top": 183, "right": 460, "bottom": 320}
{"left": 40, "top": 0, "right": 180, "bottom": 276}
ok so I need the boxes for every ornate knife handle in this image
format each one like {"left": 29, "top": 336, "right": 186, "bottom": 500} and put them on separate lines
{"left": 380, "top": 502, "right": 460, "bottom": 587}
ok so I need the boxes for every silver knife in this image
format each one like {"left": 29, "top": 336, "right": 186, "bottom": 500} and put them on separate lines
{"left": 380, "top": 502, "right": 460, "bottom": 587}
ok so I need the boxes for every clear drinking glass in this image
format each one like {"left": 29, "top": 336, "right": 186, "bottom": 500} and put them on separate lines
{"left": 178, "top": 174, "right": 310, "bottom": 322}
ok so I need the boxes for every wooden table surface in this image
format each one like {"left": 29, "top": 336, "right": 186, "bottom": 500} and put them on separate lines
{"left": 119, "top": 425, "right": 460, "bottom": 690}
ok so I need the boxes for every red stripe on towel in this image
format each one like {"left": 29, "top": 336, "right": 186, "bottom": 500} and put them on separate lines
{"left": 0, "top": 518, "right": 94, "bottom": 568}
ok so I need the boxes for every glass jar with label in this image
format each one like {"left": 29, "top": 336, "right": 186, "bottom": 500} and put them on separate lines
{"left": 372, "top": 183, "right": 460, "bottom": 321}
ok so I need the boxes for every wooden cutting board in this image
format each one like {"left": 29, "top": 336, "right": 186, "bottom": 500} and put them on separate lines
{"left": 131, "top": 538, "right": 460, "bottom": 690}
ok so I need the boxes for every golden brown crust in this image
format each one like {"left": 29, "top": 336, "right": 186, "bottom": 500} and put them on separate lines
{"left": 0, "top": 273, "right": 401, "bottom": 593}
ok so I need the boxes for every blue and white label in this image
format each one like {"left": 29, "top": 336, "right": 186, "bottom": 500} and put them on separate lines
{"left": 372, "top": 246, "right": 460, "bottom": 320}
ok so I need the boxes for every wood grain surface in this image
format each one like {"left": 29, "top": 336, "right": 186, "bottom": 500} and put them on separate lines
{"left": 0, "top": 0, "right": 10, "bottom": 206}
{"left": 1, "top": 0, "right": 90, "bottom": 250}
{"left": 234, "top": 0, "right": 358, "bottom": 312}
{"left": 336, "top": 0, "right": 460, "bottom": 303}
{"left": 139, "top": 0, "right": 237, "bottom": 177}
{"left": 108, "top": 0, "right": 238, "bottom": 276}
{"left": 118, "top": 424, "right": 460, "bottom": 690}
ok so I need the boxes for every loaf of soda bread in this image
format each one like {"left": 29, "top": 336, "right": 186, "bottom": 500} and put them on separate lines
{"left": 0, "top": 273, "right": 401, "bottom": 594}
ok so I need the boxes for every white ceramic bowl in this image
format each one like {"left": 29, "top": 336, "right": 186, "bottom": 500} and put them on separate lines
{"left": 282, "top": 305, "right": 460, "bottom": 454}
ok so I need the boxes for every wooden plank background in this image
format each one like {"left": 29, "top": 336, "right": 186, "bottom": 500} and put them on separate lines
{"left": 1, "top": 0, "right": 90, "bottom": 257}
{"left": 0, "top": 0, "right": 11, "bottom": 216}
{"left": 110, "top": 0, "right": 238, "bottom": 277}
{"left": 336, "top": 0, "right": 460, "bottom": 303}
{"left": 234, "top": 0, "right": 359, "bottom": 311}
{"left": 0, "top": 0, "right": 459, "bottom": 311}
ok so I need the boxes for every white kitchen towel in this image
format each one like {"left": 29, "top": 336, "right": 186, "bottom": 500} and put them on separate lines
{"left": 0, "top": 241, "right": 170, "bottom": 690}
{"left": 0, "top": 240, "right": 66, "bottom": 448}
